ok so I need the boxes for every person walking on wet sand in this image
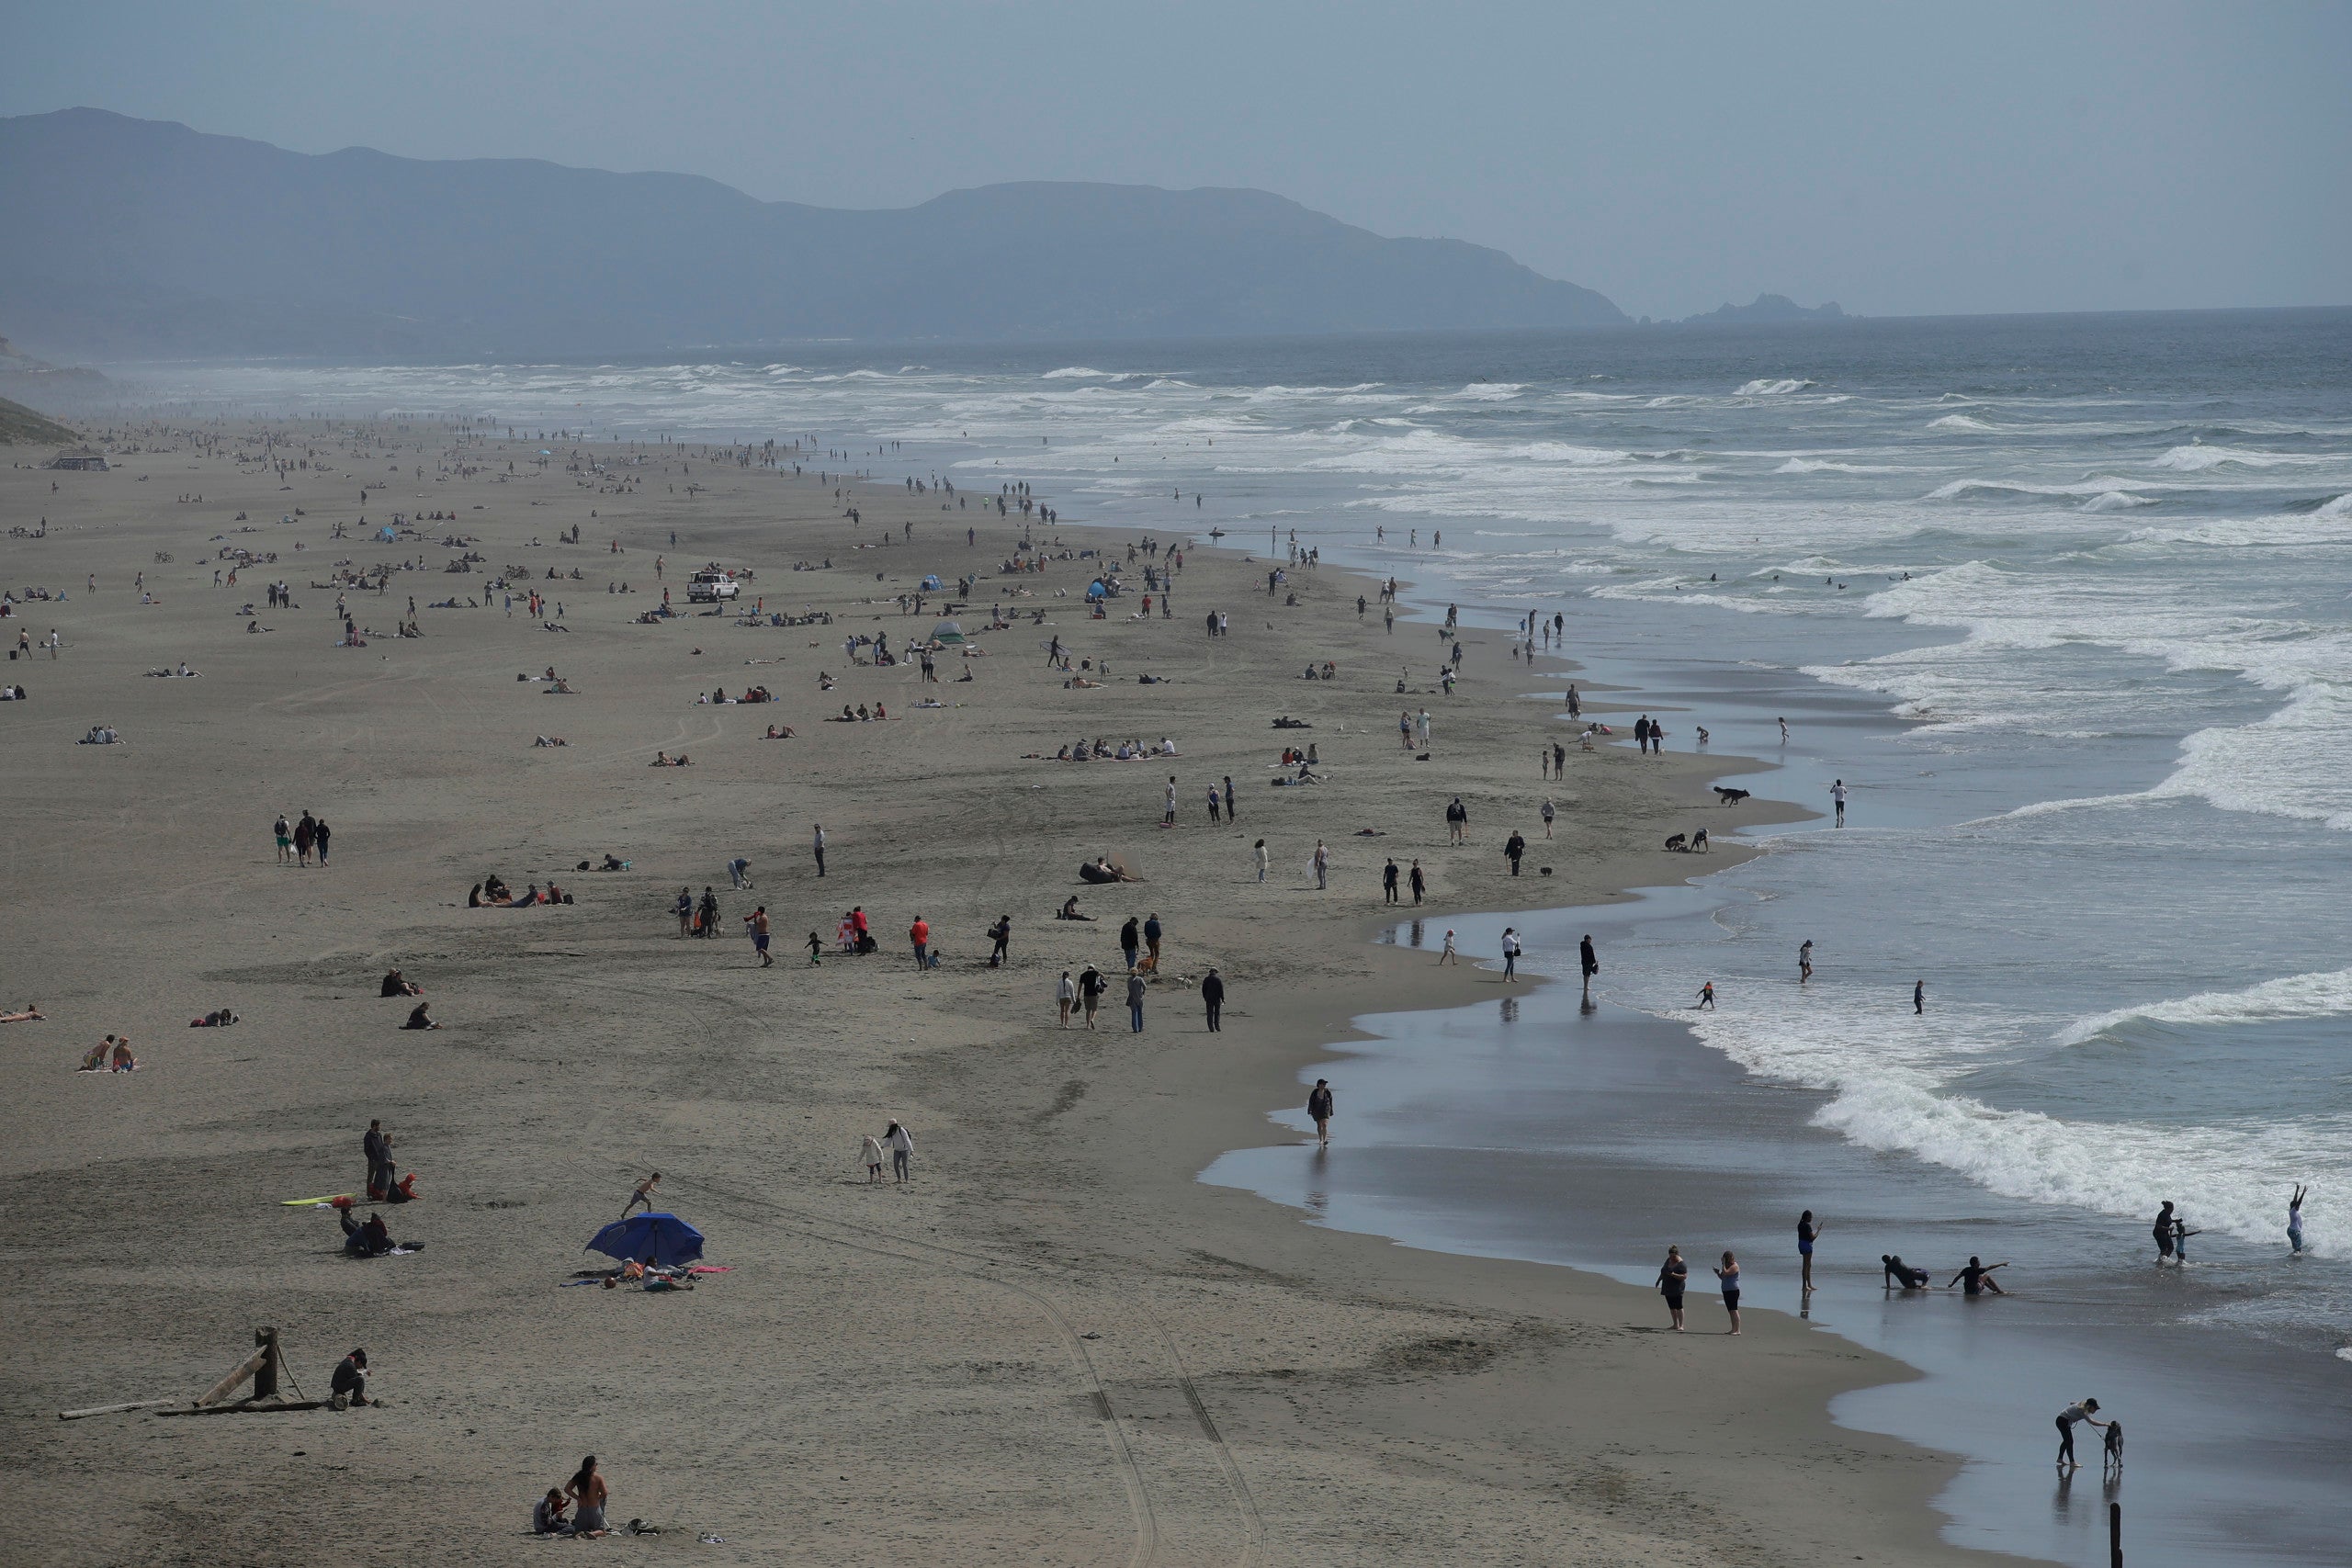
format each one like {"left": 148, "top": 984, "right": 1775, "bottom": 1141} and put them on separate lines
{"left": 1914, "top": 978, "right": 1925, "bottom": 1014}
{"left": 1501, "top": 927, "right": 1521, "bottom": 981}
{"left": 1580, "top": 934, "right": 1599, "bottom": 996}
{"left": 1307, "top": 1078, "right": 1334, "bottom": 1144}
{"left": 1657, "top": 1245, "right": 1690, "bottom": 1331}
{"left": 1797, "top": 1211, "right": 1823, "bottom": 1292}
{"left": 1831, "top": 777, "right": 1849, "bottom": 826}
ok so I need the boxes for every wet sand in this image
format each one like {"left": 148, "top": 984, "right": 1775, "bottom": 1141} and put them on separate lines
{"left": 1, "top": 418, "right": 2025, "bottom": 1564}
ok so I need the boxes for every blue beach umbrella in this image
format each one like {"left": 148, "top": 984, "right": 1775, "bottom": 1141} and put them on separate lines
{"left": 585, "top": 1212, "right": 705, "bottom": 1268}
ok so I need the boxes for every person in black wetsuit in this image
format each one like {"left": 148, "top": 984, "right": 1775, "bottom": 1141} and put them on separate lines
{"left": 1947, "top": 1256, "right": 2009, "bottom": 1294}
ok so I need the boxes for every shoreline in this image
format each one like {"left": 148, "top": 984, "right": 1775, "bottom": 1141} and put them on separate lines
{"left": 2, "top": 415, "right": 2020, "bottom": 1565}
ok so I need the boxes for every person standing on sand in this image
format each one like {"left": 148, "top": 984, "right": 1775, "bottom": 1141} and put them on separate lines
{"left": 1580, "top": 935, "right": 1599, "bottom": 996}
{"left": 1541, "top": 798, "right": 1555, "bottom": 839}
{"left": 1504, "top": 830, "right": 1525, "bottom": 875}
{"left": 1080, "top": 964, "right": 1105, "bottom": 1029}
{"left": 1831, "top": 778, "right": 1849, "bottom": 827}
{"left": 1383, "top": 859, "right": 1400, "bottom": 904}
{"left": 1399, "top": 711, "right": 1414, "bottom": 750}
{"left": 1126, "top": 971, "right": 1148, "bottom": 1033}
{"left": 811, "top": 823, "right": 825, "bottom": 877}
{"left": 2054, "top": 1399, "right": 2107, "bottom": 1470}
{"left": 313, "top": 818, "right": 332, "bottom": 865}
{"left": 1797, "top": 1211, "right": 1823, "bottom": 1292}
{"left": 1713, "top": 1252, "right": 1743, "bottom": 1334}
{"left": 884, "top": 1120, "right": 913, "bottom": 1182}
{"left": 1163, "top": 775, "right": 1178, "bottom": 828}
{"left": 1445, "top": 797, "right": 1467, "bottom": 845}
{"left": 1253, "top": 840, "right": 1270, "bottom": 882}
{"left": 1207, "top": 783, "right": 1222, "bottom": 823}
{"left": 1657, "top": 1246, "right": 1690, "bottom": 1331}
{"left": 1312, "top": 840, "right": 1329, "bottom": 890}
{"left": 1417, "top": 709, "right": 1432, "bottom": 750}
{"left": 1501, "top": 927, "right": 1521, "bottom": 982}
{"left": 909, "top": 913, "right": 931, "bottom": 970}
{"left": 862, "top": 1134, "right": 885, "bottom": 1182}
{"left": 275, "top": 813, "right": 293, "bottom": 865}
{"left": 1307, "top": 1078, "right": 1334, "bottom": 1144}
{"left": 1057, "top": 971, "right": 1076, "bottom": 1027}
{"left": 1202, "top": 967, "right": 1225, "bottom": 1032}
{"left": 1144, "top": 912, "right": 1163, "bottom": 969}
{"left": 1409, "top": 861, "right": 1426, "bottom": 904}
{"left": 1222, "top": 775, "right": 1238, "bottom": 824}
{"left": 745, "top": 906, "right": 772, "bottom": 966}
{"left": 1914, "top": 978, "right": 1926, "bottom": 1014}
{"left": 1120, "top": 915, "right": 1141, "bottom": 972}
{"left": 363, "top": 1120, "right": 393, "bottom": 1198}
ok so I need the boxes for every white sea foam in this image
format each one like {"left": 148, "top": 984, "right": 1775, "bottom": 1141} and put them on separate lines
{"left": 1737, "top": 378, "right": 1814, "bottom": 396}
{"left": 1041, "top": 366, "right": 1117, "bottom": 378}
{"left": 2152, "top": 443, "right": 2332, "bottom": 472}
{"left": 1924, "top": 476, "right": 2164, "bottom": 501}
{"left": 2058, "top": 966, "right": 2352, "bottom": 1044}
{"left": 2080, "top": 490, "right": 2157, "bottom": 512}
{"left": 1928, "top": 413, "right": 1998, "bottom": 432}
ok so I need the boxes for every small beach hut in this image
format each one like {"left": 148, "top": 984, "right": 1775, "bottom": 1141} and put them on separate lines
{"left": 47, "top": 447, "right": 107, "bottom": 471}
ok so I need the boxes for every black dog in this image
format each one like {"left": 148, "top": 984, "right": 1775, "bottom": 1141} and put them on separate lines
{"left": 2103, "top": 1420, "right": 2123, "bottom": 1473}
{"left": 1664, "top": 833, "right": 1689, "bottom": 852}
{"left": 1713, "top": 786, "right": 1751, "bottom": 806}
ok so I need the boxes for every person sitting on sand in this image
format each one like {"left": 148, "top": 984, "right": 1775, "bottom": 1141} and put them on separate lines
{"left": 79, "top": 1035, "right": 115, "bottom": 1071}
{"left": 380, "top": 969, "right": 423, "bottom": 998}
{"left": 1057, "top": 896, "right": 1093, "bottom": 920}
{"left": 402, "top": 1001, "right": 441, "bottom": 1031}
{"left": 468, "top": 883, "right": 483, "bottom": 907}
{"left": 533, "top": 1488, "right": 573, "bottom": 1537}
{"left": 110, "top": 1037, "right": 138, "bottom": 1070}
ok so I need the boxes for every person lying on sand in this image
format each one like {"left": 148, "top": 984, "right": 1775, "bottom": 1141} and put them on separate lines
{"left": 0, "top": 1004, "right": 44, "bottom": 1023}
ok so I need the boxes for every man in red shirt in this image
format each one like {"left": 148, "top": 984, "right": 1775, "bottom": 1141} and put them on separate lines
{"left": 910, "top": 915, "right": 931, "bottom": 970}
{"left": 850, "top": 907, "right": 870, "bottom": 953}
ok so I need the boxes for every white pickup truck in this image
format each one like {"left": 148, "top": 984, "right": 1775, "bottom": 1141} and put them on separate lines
{"left": 686, "top": 570, "right": 741, "bottom": 604}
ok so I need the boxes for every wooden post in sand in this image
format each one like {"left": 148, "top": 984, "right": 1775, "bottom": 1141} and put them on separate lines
{"left": 2109, "top": 1502, "right": 2122, "bottom": 1567}
{"left": 194, "top": 1326, "right": 284, "bottom": 1407}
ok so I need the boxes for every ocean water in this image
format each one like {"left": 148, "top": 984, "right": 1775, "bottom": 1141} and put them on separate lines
{"left": 127, "top": 311, "right": 2352, "bottom": 1560}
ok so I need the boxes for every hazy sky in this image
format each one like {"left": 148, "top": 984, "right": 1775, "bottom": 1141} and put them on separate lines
{"left": 6, "top": 1, "right": 2346, "bottom": 321}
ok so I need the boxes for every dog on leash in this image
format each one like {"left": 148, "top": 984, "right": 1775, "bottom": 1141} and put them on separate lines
{"left": 2102, "top": 1420, "right": 2124, "bottom": 1474}
{"left": 1713, "top": 786, "right": 1751, "bottom": 806}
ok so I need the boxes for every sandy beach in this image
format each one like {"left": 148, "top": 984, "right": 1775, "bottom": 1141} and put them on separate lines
{"left": 1, "top": 420, "right": 2021, "bottom": 1565}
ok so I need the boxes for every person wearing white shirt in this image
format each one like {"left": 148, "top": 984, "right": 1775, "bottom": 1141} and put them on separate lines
{"left": 1830, "top": 779, "right": 1849, "bottom": 827}
{"left": 1501, "top": 928, "right": 1522, "bottom": 982}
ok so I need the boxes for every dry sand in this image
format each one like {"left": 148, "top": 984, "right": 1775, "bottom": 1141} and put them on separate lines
{"left": 0, "top": 421, "right": 2020, "bottom": 1564}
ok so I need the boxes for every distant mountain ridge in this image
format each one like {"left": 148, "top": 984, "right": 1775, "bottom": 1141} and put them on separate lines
{"left": 0, "top": 108, "right": 1627, "bottom": 358}
{"left": 1682, "top": 293, "right": 1847, "bottom": 324}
